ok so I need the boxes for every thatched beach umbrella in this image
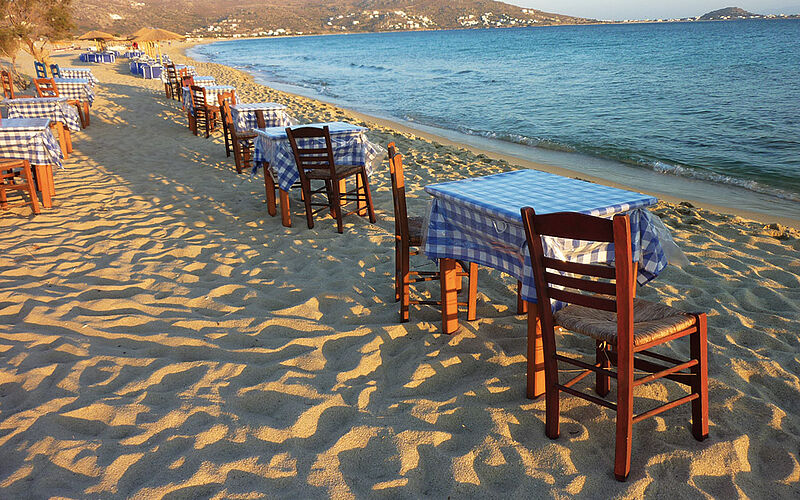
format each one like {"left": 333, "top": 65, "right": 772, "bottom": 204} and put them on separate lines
{"left": 132, "top": 28, "right": 184, "bottom": 61}
{"left": 77, "top": 30, "right": 115, "bottom": 51}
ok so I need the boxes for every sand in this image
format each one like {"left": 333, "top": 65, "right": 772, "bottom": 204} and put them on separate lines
{"left": 1, "top": 44, "right": 799, "bottom": 498}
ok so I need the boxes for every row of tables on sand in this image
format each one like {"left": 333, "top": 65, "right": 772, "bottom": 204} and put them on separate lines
{"left": 1, "top": 67, "right": 97, "bottom": 208}
{"left": 175, "top": 68, "right": 674, "bottom": 398}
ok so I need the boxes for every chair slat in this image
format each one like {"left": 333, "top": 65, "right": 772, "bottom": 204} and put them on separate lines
{"left": 543, "top": 257, "right": 616, "bottom": 279}
{"left": 548, "top": 287, "right": 617, "bottom": 312}
{"left": 535, "top": 211, "right": 615, "bottom": 242}
{"left": 544, "top": 271, "right": 616, "bottom": 296}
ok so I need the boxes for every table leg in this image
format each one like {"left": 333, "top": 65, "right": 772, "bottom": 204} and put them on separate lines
{"left": 64, "top": 128, "right": 73, "bottom": 154}
{"left": 82, "top": 102, "right": 90, "bottom": 127}
{"left": 52, "top": 123, "right": 67, "bottom": 159}
{"left": 34, "top": 164, "right": 53, "bottom": 208}
{"left": 339, "top": 179, "right": 347, "bottom": 207}
{"left": 440, "top": 258, "right": 459, "bottom": 334}
{"left": 279, "top": 189, "right": 291, "bottom": 227}
{"left": 517, "top": 280, "right": 528, "bottom": 314}
{"left": 527, "top": 302, "right": 545, "bottom": 399}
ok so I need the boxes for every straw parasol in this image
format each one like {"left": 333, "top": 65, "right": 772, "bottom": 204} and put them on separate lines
{"left": 131, "top": 28, "right": 184, "bottom": 61}
{"left": 77, "top": 30, "right": 116, "bottom": 51}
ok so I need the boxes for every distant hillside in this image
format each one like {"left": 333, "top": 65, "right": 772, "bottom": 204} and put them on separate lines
{"left": 700, "top": 7, "right": 760, "bottom": 20}
{"left": 70, "top": 0, "right": 597, "bottom": 38}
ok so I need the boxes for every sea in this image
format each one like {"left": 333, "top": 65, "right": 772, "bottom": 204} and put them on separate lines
{"left": 189, "top": 20, "right": 800, "bottom": 220}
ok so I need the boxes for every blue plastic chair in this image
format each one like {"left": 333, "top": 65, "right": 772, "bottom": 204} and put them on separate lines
{"left": 34, "top": 61, "right": 47, "bottom": 78}
{"left": 49, "top": 64, "right": 61, "bottom": 77}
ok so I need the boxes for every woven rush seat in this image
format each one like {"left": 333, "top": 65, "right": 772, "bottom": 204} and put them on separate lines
{"left": 305, "top": 163, "right": 362, "bottom": 180}
{"left": 555, "top": 298, "right": 697, "bottom": 346}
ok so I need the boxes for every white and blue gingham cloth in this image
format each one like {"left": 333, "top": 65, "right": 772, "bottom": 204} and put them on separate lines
{"left": 53, "top": 78, "right": 95, "bottom": 105}
{"left": 231, "top": 103, "right": 293, "bottom": 132}
{"left": 0, "top": 118, "right": 63, "bottom": 167}
{"left": 423, "top": 169, "right": 667, "bottom": 307}
{"left": 253, "top": 122, "right": 381, "bottom": 192}
{"left": 161, "top": 66, "right": 202, "bottom": 83}
{"left": 5, "top": 97, "right": 82, "bottom": 132}
{"left": 59, "top": 68, "right": 99, "bottom": 85}
{"left": 181, "top": 85, "right": 234, "bottom": 114}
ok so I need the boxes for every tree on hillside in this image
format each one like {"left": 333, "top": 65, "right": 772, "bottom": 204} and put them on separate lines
{"left": 0, "top": 0, "right": 74, "bottom": 66}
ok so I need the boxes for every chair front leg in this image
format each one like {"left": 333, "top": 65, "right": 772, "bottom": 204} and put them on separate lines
{"left": 301, "top": 178, "right": 315, "bottom": 229}
{"left": 614, "top": 340, "right": 634, "bottom": 481}
{"left": 330, "top": 177, "right": 343, "bottom": 233}
{"left": 690, "top": 313, "right": 709, "bottom": 441}
{"left": 360, "top": 169, "right": 376, "bottom": 223}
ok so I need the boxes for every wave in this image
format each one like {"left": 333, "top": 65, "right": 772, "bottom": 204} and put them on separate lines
{"left": 453, "top": 127, "right": 800, "bottom": 203}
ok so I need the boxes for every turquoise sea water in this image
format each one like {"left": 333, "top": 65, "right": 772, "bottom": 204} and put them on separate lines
{"left": 190, "top": 20, "right": 800, "bottom": 207}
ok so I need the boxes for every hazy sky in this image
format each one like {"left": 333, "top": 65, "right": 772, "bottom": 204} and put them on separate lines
{"left": 514, "top": 1, "right": 800, "bottom": 20}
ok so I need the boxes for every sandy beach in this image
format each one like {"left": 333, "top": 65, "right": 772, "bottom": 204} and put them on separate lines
{"left": 1, "top": 44, "right": 799, "bottom": 498}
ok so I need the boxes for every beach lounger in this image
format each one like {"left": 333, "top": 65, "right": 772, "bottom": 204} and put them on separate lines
{"left": 520, "top": 207, "right": 709, "bottom": 481}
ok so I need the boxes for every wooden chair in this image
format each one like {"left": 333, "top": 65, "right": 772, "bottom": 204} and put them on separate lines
{"left": 0, "top": 69, "right": 28, "bottom": 99}
{"left": 388, "top": 143, "right": 478, "bottom": 322}
{"left": 0, "top": 159, "right": 40, "bottom": 215}
{"left": 49, "top": 64, "right": 61, "bottom": 77}
{"left": 286, "top": 125, "right": 376, "bottom": 233}
{"left": 34, "top": 78, "right": 86, "bottom": 129}
{"left": 34, "top": 61, "right": 47, "bottom": 78}
{"left": 217, "top": 91, "right": 237, "bottom": 157}
{"left": 190, "top": 85, "right": 218, "bottom": 138}
{"left": 520, "top": 206, "right": 709, "bottom": 481}
{"left": 219, "top": 98, "right": 256, "bottom": 174}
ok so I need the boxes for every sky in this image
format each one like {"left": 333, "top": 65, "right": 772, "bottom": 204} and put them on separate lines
{"left": 514, "top": 1, "right": 800, "bottom": 20}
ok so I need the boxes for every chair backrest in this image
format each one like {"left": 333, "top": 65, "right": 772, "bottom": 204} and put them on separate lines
{"left": 34, "top": 78, "right": 59, "bottom": 98}
{"left": 1, "top": 70, "right": 15, "bottom": 99}
{"left": 166, "top": 63, "right": 178, "bottom": 83}
{"left": 190, "top": 85, "right": 208, "bottom": 109}
{"left": 217, "top": 90, "right": 236, "bottom": 108}
{"left": 285, "top": 126, "right": 337, "bottom": 179}
{"left": 34, "top": 61, "right": 47, "bottom": 78}
{"left": 49, "top": 64, "right": 61, "bottom": 77}
{"left": 178, "top": 67, "right": 189, "bottom": 79}
{"left": 520, "top": 207, "right": 636, "bottom": 344}
{"left": 181, "top": 75, "right": 195, "bottom": 88}
{"left": 219, "top": 97, "right": 234, "bottom": 129}
{"left": 387, "top": 143, "right": 410, "bottom": 245}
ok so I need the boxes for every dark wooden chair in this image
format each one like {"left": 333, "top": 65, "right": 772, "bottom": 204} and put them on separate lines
{"left": 49, "top": 64, "right": 61, "bottom": 77}
{"left": 217, "top": 91, "right": 237, "bottom": 157}
{"left": 190, "top": 85, "right": 218, "bottom": 138}
{"left": 34, "top": 61, "right": 47, "bottom": 78}
{"left": 286, "top": 125, "right": 376, "bottom": 233}
{"left": 0, "top": 70, "right": 32, "bottom": 99}
{"left": 164, "top": 63, "right": 179, "bottom": 99}
{"left": 520, "top": 206, "right": 709, "bottom": 481}
{"left": 0, "top": 159, "right": 40, "bottom": 215}
{"left": 388, "top": 143, "right": 478, "bottom": 322}
{"left": 219, "top": 98, "right": 256, "bottom": 174}
{"left": 34, "top": 78, "right": 86, "bottom": 129}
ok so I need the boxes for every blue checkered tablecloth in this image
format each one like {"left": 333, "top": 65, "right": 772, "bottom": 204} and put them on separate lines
{"left": 181, "top": 85, "right": 235, "bottom": 114}
{"left": 53, "top": 78, "right": 95, "bottom": 105}
{"left": 231, "top": 103, "right": 293, "bottom": 132}
{"left": 253, "top": 122, "right": 382, "bottom": 192}
{"left": 5, "top": 97, "right": 82, "bottom": 132}
{"left": 0, "top": 118, "right": 63, "bottom": 167}
{"left": 160, "top": 65, "right": 200, "bottom": 83}
{"left": 423, "top": 169, "right": 667, "bottom": 308}
{"left": 59, "top": 68, "right": 99, "bottom": 85}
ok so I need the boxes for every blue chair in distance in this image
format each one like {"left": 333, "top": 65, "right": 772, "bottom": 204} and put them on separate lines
{"left": 49, "top": 64, "right": 61, "bottom": 77}
{"left": 34, "top": 61, "right": 47, "bottom": 78}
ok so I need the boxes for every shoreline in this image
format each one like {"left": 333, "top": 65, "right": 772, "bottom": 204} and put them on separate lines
{"left": 182, "top": 41, "right": 800, "bottom": 229}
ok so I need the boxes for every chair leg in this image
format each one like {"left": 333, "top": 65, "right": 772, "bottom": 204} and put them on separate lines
{"left": 394, "top": 240, "right": 402, "bottom": 302}
{"left": 539, "top": 304, "right": 560, "bottom": 438}
{"left": 330, "top": 177, "right": 343, "bottom": 233}
{"left": 0, "top": 180, "right": 7, "bottom": 209}
{"left": 83, "top": 102, "right": 90, "bottom": 127}
{"left": 690, "top": 313, "right": 709, "bottom": 441}
{"left": 466, "top": 262, "right": 478, "bottom": 321}
{"left": 232, "top": 139, "right": 243, "bottom": 174}
{"left": 517, "top": 280, "right": 528, "bottom": 314}
{"left": 614, "top": 340, "right": 634, "bottom": 481}
{"left": 400, "top": 245, "right": 411, "bottom": 322}
{"left": 596, "top": 341, "right": 611, "bottom": 397}
{"left": 301, "top": 179, "right": 315, "bottom": 229}
{"left": 325, "top": 180, "right": 336, "bottom": 217}
{"left": 22, "top": 164, "right": 40, "bottom": 215}
{"left": 361, "top": 169, "right": 376, "bottom": 223}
